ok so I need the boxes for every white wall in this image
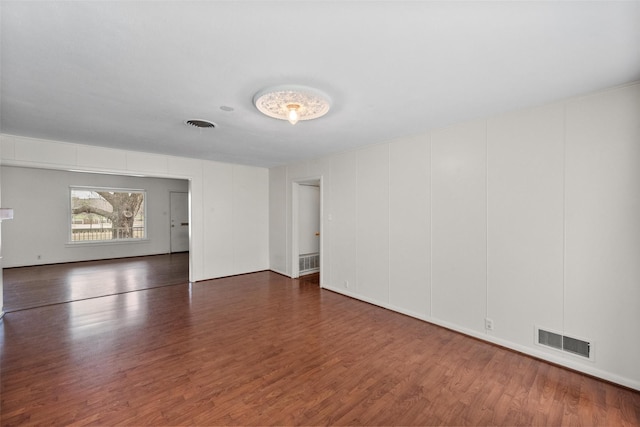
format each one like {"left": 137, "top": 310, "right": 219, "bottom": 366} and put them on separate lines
{"left": 389, "top": 134, "right": 430, "bottom": 317}
{"left": 0, "top": 134, "right": 270, "bottom": 283}
{"left": 269, "top": 166, "right": 287, "bottom": 276}
{"left": 431, "top": 120, "right": 487, "bottom": 332}
{"left": 486, "top": 104, "right": 565, "bottom": 347}
{"left": 269, "top": 82, "right": 640, "bottom": 390}
{"left": 564, "top": 86, "right": 640, "bottom": 387}
{"left": 0, "top": 166, "right": 188, "bottom": 267}
{"left": 0, "top": 142, "right": 3, "bottom": 316}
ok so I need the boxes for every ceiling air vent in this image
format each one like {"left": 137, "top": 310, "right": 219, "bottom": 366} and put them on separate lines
{"left": 536, "top": 327, "right": 592, "bottom": 359}
{"left": 185, "top": 119, "right": 216, "bottom": 129}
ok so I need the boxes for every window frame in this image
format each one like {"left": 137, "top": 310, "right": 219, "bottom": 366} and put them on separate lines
{"left": 68, "top": 185, "right": 148, "bottom": 244}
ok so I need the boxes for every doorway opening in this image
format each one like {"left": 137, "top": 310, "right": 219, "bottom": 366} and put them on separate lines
{"left": 291, "top": 178, "right": 322, "bottom": 281}
{"left": 1, "top": 167, "right": 192, "bottom": 313}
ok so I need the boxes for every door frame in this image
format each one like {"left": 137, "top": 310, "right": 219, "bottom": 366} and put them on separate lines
{"left": 291, "top": 176, "right": 323, "bottom": 281}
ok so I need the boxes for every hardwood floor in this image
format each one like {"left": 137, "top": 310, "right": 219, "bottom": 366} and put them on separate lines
{"left": 2, "top": 253, "right": 189, "bottom": 312}
{"left": 1, "top": 262, "right": 639, "bottom": 425}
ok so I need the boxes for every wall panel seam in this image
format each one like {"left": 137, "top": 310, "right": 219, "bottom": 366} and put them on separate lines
{"left": 388, "top": 144, "right": 391, "bottom": 304}
{"left": 429, "top": 132, "right": 433, "bottom": 316}
{"left": 562, "top": 102, "right": 567, "bottom": 334}
{"left": 485, "top": 119, "right": 489, "bottom": 326}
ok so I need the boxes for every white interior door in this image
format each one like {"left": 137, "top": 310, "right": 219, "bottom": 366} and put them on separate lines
{"left": 170, "top": 192, "right": 189, "bottom": 253}
{"left": 298, "top": 185, "right": 320, "bottom": 255}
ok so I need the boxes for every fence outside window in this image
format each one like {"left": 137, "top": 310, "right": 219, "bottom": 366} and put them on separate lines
{"left": 71, "top": 227, "right": 145, "bottom": 241}
{"left": 70, "top": 187, "right": 146, "bottom": 243}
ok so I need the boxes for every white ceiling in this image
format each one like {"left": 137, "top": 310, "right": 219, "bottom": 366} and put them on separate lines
{"left": 1, "top": 1, "right": 639, "bottom": 168}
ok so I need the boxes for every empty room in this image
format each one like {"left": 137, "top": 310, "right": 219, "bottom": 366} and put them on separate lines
{"left": 1, "top": 1, "right": 639, "bottom": 425}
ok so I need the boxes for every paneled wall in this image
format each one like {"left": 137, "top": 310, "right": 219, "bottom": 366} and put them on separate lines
{"left": 356, "top": 144, "right": 390, "bottom": 302}
{"left": 486, "top": 105, "right": 565, "bottom": 347}
{"left": 431, "top": 120, "right": 487, "bottom": 333}
{"left": 564, "top": 86, "right": 640, "bottom": 386}
{"left": 269, "top": 166, "right": 287, "bottom": 276}
{"left": 388, "top": 135, "right": 430, "bottom": 317}
{"left": 269, "top": 82, "right": 640, "bottom": 390}
{"left": 0, "top": 134, "right": 269, "bottom": 283}
{"left": 0, "top": 142, "right": 3, "bottom": 314}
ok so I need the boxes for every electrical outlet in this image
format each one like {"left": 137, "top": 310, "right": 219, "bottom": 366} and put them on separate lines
{"left": 37, "top": 255, "right": 42, "bottom": 260}
{"left": 485, "top": 318, "right": 494, "bottom": 331}
{"left": 344, "top": 280, "right": 349, "bottom": 288}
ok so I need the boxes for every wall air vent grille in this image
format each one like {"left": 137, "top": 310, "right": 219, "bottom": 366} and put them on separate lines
{"left": 538, "top": 329, "right": 562, "bottom": 350}
{"left": 537, "top": 327, "right": 591, "bottom": 359}
{"left": 299, "top": 252, "right": 319, "bottom": 275}
{"left": 563, "top": 336, "right": 591, "bottom": 358}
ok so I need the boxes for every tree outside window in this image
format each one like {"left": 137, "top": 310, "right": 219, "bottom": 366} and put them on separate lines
{"left": 70, "top": 187, "right": 146, "bottom": 242}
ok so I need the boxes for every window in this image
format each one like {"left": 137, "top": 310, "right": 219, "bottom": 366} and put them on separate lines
{"left": 70, "top": 187, "right": 146, "bottom": 242}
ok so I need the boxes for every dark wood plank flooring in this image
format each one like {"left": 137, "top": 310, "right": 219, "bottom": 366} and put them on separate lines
{"left": 1, "top": 259, "right": 639, "bottom": 425}
{"left": 2, "top": 253, "right": 189, "bottom": 312}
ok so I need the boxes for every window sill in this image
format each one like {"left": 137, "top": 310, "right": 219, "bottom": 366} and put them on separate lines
{"left": 66, "top": 239, "right": 150, "bottom": 248}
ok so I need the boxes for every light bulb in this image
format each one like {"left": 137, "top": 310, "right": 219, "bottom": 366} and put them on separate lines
{"left": 287, "top": 104, "right": 300, "bottom": 125}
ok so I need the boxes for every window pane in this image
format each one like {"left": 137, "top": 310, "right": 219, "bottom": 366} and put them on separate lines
{"left": 70, "top": 188, "right": 146, "bottom": 242}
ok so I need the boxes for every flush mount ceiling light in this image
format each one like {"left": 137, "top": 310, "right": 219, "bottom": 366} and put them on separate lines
{"left": 253, "top": 85, "right": 331, "bottom": 125}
